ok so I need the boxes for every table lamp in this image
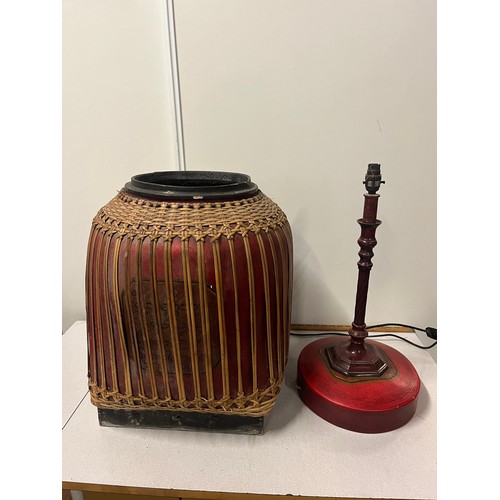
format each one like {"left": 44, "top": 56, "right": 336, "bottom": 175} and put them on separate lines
{"left": 296, "top": 164, "right": 420, "bottom": 433}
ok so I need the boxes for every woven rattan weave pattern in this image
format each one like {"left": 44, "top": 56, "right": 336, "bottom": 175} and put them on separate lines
{"left": 86, "top": 189, "right": 293, "bottom": 418}
{"left": 92, "top": 190, "right": 288, "bottom": 241}
{"left": 89, "top": 378, "right": 283, "bottom": 416}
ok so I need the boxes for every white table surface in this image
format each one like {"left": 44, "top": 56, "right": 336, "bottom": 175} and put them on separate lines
{"left": 62, "top": 321, "right": 436, "bottom": 499}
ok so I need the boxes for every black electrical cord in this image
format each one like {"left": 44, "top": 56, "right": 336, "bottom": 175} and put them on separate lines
{"left": 290, "top": 323, "right": 437, "bottom": 350}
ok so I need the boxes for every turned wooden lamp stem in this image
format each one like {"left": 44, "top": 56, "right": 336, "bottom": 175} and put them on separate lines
{"left": 349, "top": 186, "right": 381, "bottom": 347}
{"left": 326, "top": 164, "right": 390, "bottom": 376}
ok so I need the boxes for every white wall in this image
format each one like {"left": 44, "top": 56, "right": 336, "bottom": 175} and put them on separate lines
{"left": 63, "top": 0, "right": 436, "bottom": 335}
{"left": 174, "top": 0, "right": 437, "bottom": 329}
{"left": 62, "top": 0, "right": 179, "bottom": 331}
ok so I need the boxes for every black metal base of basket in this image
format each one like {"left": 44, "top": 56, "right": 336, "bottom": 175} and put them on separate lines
{"left": 98, "top": 408, "right": 264, "bottom": 435}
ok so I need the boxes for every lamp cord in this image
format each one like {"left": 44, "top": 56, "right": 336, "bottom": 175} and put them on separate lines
{"left": 290, "top": 323, "right": 437, "bottom": 350}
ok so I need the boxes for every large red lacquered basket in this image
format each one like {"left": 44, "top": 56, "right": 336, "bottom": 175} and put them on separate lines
{"left": 85, "top": 171, "right": 293, "bottom": 419}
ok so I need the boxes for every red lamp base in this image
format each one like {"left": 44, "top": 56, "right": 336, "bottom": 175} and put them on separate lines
{"left": 296, "top": 337, "right": 420, "bottom": 433}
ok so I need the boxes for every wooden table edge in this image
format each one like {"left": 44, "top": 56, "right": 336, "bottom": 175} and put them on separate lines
{"left": 62, "top": 481, "right": 416, "bottom": 500}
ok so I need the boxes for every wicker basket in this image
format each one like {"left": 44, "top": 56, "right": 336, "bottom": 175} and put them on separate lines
{"left": 85, "top": 171, "right": 293, "bottom": 419}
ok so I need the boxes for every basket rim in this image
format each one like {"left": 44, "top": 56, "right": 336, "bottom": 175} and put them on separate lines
{"left": 124, "top": 170, "right": 259, "bottom": 201}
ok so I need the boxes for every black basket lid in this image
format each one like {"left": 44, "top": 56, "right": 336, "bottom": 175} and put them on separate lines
{"left": 124, "top": 170, "right": 259, "bottom": 201}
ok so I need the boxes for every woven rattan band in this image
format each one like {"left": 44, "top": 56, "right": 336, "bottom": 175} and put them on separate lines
{"left": 89, "top": 376, "right": 283, "bottom": 416}
{"left": 92, "top": 190, "right": 288, "bottom": 240}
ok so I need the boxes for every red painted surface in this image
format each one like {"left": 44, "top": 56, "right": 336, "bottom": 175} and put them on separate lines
{"left": 86, "top": 190, "right": 293, "bottom": 413}
{"left": 296, "top": 336, "right": 420, "bottom": 433}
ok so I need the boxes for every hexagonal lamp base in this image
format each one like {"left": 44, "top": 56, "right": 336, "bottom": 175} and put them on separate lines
{"left": 325, "top": 339, "right": 390, "bottom": 377}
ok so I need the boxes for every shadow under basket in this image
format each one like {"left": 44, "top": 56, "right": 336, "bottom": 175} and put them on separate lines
{"left": 85, "top": 171, "right": 293, "bottom": 435}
